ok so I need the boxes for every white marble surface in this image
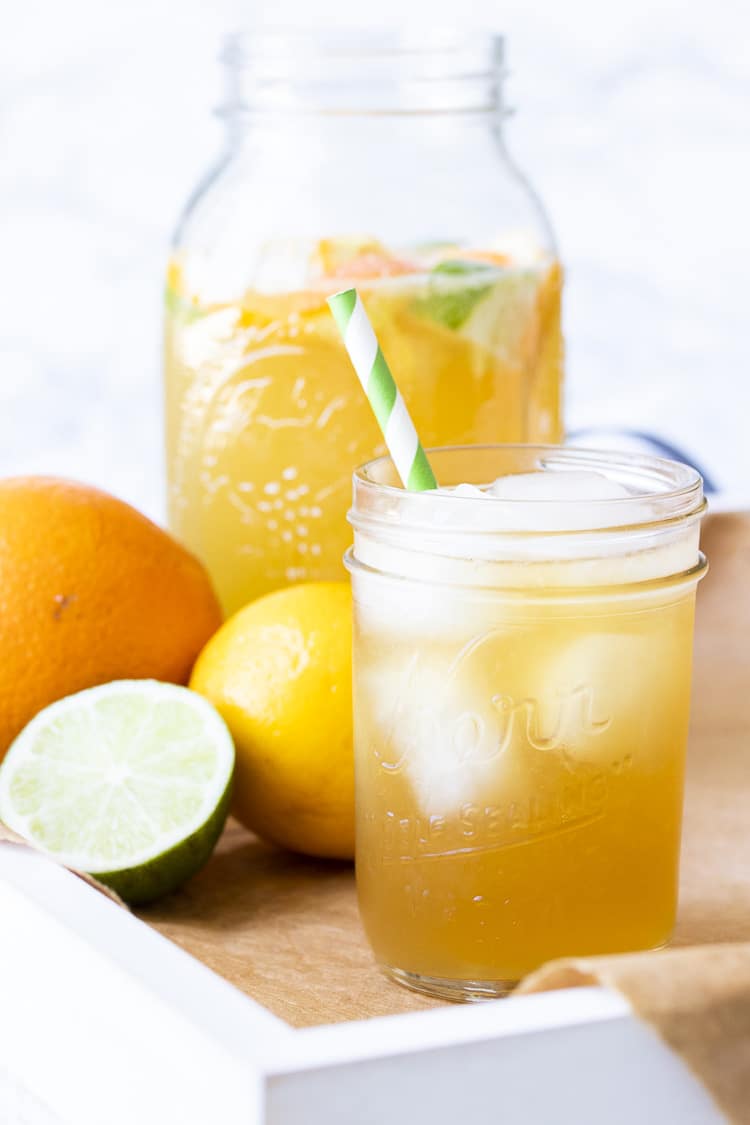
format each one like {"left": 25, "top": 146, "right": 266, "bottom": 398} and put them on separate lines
{"left": 1, "top": 0, "right": 747, "bottom": 521}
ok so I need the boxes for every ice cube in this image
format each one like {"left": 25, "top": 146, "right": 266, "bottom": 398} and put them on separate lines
{"left": 449, "top": 482, "right": 491, "bottom": 499}
{"left": 420, "top": 469, "right": 655, "bottom": 535}
{"left": 361, "top": 649, "right": 510, "bottom": 818}
{"left": 533, "top": 632, "right": 647, "bottom": 764}
{"left": 252, "top": 239, "right": 312, "bottom": 292}
{"left": 481, "top": 469, "right": 645, "bottom": 533}
{"left": 487, "top": 470, "right": 632, "bottom": 502}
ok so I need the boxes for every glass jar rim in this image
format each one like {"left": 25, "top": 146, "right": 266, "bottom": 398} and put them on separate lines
{"left": 219, "top": 28, "right": 506, "bottom": 117}
{"left": 222, "top": 28, "right": 504, "bottom": 64}
{"left": 351, "top": 444, "right": 706, "bottom": 538}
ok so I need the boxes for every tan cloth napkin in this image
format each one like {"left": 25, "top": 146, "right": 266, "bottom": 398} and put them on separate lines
{"left": 518, "top": 944, "right": 750, "bottom": 1122}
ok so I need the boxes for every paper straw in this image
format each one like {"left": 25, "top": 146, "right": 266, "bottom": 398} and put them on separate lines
{"left": 327, "top": 288, "right": 438, "bottom": 491}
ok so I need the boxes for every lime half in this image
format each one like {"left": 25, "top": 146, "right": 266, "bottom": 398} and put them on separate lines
{"left": 0, "top": 680, "right": 235, "bottom": 905}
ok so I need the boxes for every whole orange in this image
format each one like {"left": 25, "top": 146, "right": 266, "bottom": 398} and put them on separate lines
{"left": 0, "top": 476, "right": 223, "bottom": 758}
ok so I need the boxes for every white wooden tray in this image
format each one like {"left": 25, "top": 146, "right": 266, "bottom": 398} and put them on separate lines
{"left": 0, "top": 842, "right": 722, "bottom": 1124}
{"left": 4, "top": 512, "right": 743, "bottom": 1124}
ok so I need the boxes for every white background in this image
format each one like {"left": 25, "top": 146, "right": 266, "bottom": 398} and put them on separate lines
{"left": 1, "top": 0, "right": 747, "bottom": 520}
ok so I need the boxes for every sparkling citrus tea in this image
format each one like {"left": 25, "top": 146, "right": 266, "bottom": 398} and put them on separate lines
{"left": 164, "top": 241, "right": 562, "bottom": 614}
{"left": 347, "top": 446, "right": 706, "bottom": 999}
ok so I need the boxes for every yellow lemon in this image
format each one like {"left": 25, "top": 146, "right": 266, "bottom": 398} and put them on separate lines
{"left": 190, "top": 582, "right": 353, "bottom": 859}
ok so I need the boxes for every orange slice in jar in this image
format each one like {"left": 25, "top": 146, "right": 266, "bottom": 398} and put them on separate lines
{"left": 311, "top": 237, "right": 417, "bottom": 280}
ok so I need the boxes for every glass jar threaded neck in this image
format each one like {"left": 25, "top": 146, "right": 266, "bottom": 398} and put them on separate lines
{"left": 219, "top": 29, "right": 506, "bottom": 118}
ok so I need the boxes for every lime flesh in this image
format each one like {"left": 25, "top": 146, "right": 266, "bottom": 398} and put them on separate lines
{"left": 0, "top": 680, "right": 235, "bottom": 904}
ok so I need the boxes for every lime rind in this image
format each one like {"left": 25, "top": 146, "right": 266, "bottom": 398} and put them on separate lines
{"left": 96, "top": 770, "right": 233, "bottom": 905}
{"left": 411, "top": 260, "right": 498, "bottom": 331}
{"left": 0, "top": 680, "right": 235, "bottom": 904}
{"left": 409, "top": 259, "right": 544, "bottom": 358}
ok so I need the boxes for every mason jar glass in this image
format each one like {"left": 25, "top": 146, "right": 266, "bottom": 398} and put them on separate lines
{"left": 346, "top": 445, "right": 707, "bottom": 1000}
{"left": 164, "top": 30, "right": 563, "bottom": 615}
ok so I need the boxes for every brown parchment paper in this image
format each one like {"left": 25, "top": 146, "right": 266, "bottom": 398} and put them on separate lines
{"left": 134, "top": 513, "right": 750, "bottom": 1112}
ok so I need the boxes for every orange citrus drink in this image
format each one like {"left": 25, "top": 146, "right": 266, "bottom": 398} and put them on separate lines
{"left": 347, "top": 446, "right": 706, "bottom": 998}
{"left": 164, "top": 239, "right": 563, "bottom": 614}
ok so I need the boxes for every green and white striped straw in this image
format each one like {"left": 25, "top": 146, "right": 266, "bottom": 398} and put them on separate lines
{"left": 327, "top": 288, "right": 438, "bottom": 491}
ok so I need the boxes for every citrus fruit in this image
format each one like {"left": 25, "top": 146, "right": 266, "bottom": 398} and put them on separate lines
{"left": 0, "top": 476, "right": 223, "bottom": 759}
{"left": 189, "top": 582, "right": 353, "bottom": 859}
{"left": 311, "top": 236, "right": 416, "bottom": 280}
{"left": 0, "top": 680, "right": 234, "bottom": 904}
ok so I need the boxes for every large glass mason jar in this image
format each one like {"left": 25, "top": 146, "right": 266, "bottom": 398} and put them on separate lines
{"left": 164, "top": 31, "right": 564, "bottom": 614}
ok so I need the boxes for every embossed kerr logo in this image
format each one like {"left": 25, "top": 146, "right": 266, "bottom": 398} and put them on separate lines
{"left": 371, "top": 632, "right": 625, "bottom": 862}
{"left": 375, "top": 632, "right": 611, "bottom": 775}
{"left": 377, "top": 683, "right": 611, "bottom": 773}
